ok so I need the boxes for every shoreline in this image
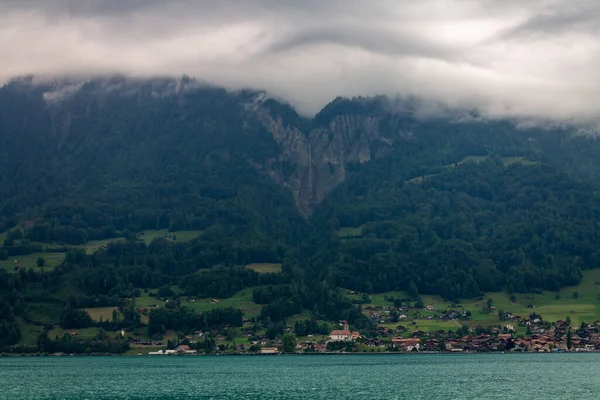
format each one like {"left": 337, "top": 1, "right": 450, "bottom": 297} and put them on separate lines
{"left": 1, "top": 350, "right": 595, "bottom": 357}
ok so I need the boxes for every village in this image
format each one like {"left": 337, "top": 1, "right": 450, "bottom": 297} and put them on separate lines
{"left": 131, "top": 312, "right": 600, "bottom": 355}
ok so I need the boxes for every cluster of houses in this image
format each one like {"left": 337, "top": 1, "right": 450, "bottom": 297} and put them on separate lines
{"left": 133, "top": 296, "right": 600, "bottom": 355}
{"left": 355, "top": 318, "right": 600, "bottom": 353}
{"left": 363, "top": 304, "right": 471, "bottom": 325}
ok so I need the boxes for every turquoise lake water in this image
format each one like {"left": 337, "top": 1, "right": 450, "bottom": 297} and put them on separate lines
{"left": 1, "top": 354, "right": 599, "bottom": 399}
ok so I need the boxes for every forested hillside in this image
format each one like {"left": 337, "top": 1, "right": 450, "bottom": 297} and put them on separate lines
{"left": 2, "top": 76, "right": 600, "bottom": 352}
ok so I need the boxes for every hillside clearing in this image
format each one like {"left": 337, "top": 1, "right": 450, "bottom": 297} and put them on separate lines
{"left": 179, "top": 288, "right": 262, "bottom": 318}
{"left": 83, "top": 307, "right": 118, "bottom": 322}
{"left": 0, "top": 252, "right": 65, "bottom": 273}
{"left": 246, "top": 263, "right": 282, "bottom": 274}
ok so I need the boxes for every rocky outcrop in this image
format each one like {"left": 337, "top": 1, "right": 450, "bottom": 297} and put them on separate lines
{"left": 256, "top": 107, "right": 393, "bottom": 216}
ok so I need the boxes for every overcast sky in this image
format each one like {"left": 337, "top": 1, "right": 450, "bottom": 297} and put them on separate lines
{"left": 1, "top": 0, "right": 599, "bottom": 121}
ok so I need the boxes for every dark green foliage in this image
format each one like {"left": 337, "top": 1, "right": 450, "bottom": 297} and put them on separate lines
{"left": 36, "top": 331, "right": 130, "bottom": 354}
{"left": 147, "top": 307, "right": 242, "bottom": 337}
{"left": 60, "top": 305, "right": 93, "bottom": 329}
{"left": 0, "top": 299, "right": 20, "bottom": 347}
{"left": 294, "top": 318, "right": 331, "bottom": 336}
{"left": 4, "top": 79, "right": 600, "bottom": 352}
{"left": 310, "top": 122, "right": 600, "bottom": 298}
{"left": 280, "top": 333, "right": 297, "bottom": 353}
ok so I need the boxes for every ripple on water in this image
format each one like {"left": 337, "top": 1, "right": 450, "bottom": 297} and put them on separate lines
{"left": 1, "top": 354, "right": 600, "bottom": 399}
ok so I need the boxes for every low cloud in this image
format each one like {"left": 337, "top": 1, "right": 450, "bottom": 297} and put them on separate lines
{"left": 1, "top": 0, "right": 599, "bottom": 123}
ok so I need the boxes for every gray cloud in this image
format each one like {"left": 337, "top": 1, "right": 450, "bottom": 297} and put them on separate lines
{"left": 1, "top": 0, "right": 599, "bottom": 123}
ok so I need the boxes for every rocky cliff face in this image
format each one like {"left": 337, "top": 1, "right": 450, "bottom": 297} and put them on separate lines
{"left": 9, "top": 77, "right": 396, "bottom": 217}
{"left": 255, "top": 106, "right": 393, "bottom": 216}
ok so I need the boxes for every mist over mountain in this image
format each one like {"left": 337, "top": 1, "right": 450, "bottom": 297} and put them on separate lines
{"left": 2, "top": 75, "right": 600, "bottom": 303}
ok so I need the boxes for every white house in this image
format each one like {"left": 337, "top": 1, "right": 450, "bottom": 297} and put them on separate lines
{"left": 329, "top": 330, "right": 352, "bottom": 342}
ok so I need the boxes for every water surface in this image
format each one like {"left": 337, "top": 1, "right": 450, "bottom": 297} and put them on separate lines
{"left": 1, "top": 354, "right": 598, "bottom": 399}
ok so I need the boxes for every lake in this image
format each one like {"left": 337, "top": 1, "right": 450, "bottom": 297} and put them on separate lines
{"left": 1, "top": 354, "right": 599, "bottom": 399}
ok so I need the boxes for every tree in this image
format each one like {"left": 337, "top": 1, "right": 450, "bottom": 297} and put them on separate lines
{"left": 486, "top": 298, "right": 493, "bottom": 310}
{"left": 567, "top": 328, "right": 573, "bottom": 350}
{"left": 158, "top": 286, "right": 174, "bottom": 298}
{"left": 36, "top": 257, "right": 45, "bottom": 268}
{"left": 414, "top": 297, "right": 424, "bottom": 309}
{"left": 280, "top": 334, "right": 297, "bottom": 353}
{"left": 408, "top": 280, "right": 419, "bottom": 300}
{"left": 566, "top": 315, "right": 571, "bottom": 325}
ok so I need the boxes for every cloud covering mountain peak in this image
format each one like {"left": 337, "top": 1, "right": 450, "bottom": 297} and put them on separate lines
{"left": 1, "top": 0, "right": 599, "bottom": 123}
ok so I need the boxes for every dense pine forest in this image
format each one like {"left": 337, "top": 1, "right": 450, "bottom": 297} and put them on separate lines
{"left": 2, "top": 76, "right": 600, "bottom": 352}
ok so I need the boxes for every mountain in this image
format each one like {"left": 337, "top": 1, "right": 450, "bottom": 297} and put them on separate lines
{"left": 2, "top": 76, "right": 600, "bottom": 351}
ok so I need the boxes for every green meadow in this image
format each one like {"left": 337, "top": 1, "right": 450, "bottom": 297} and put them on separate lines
{"left": 246, "top": 263, "right": 282, "bottom": 274}
{"left": 178, "top": 288, "right": 262, "bottom": 318}
{"left": 83, "top": 307, "right": 118, "bottom": 322}
{"left": 359, "top": 269, "right": 600, "bottom": 331}
{"left": 0, "top": 252, "right": 65, "bottom": 273}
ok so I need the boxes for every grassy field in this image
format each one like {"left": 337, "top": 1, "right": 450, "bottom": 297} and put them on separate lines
{"left": 335, "top": 227, "right": 364, "bottom": 238}
{"left": 83, "top": 307, "right": 118, "bottom": 322}
{"left": 408, "top": 155, "right": 538, "bottom": 185}
{"left": 365, "top": 290, "right": 407, "bottom": 307}
{"left": 72, "top": 238, "right": 124, "bottom": 254}
{"left": 458, "top": 155, "right": 489, "bottom": 164}
{"left": 179, "top": 288, "right": 262, "bottom": 318}
{"left": 134, "top": 287, "right": 263, "bottom": 319}
{"left": 455, "top": 155, "right": 538, "bottom": 167}
{"left": 357, "top": 269, "right": 600, "bottom": 332}
{"left": 24, "top": 302, "right": 63, "bottom": 325}
{"left": 72, "top": 230, "right": 203, "bottom": 254}
{"left": 138, "top": 229, "right": 203, "bottom": 244}
{"left": 0, "top": 229, "right": 204, "bottom": 273}
{"left": 0, "top": 252, "right": 65, "bottom": 273}
{"left": 407, "top": 174, "right": 439, "bottom": 184}
{"left": 48, "top": 327, "right": 102, "bottom": 340}
{"left": 163, "top": 330, "right": 179, "bottom": 342}
{"left": 246, "top": 263, "right": 282, "bottom": 274}
{"left": 501, "top": 156, "right": 538, "bottom": 166}
{"left": 16, "top": 317, "right": 45, "bottom": 346}
{"left": 135, "top": 296, "right": 166, "bottom": 308}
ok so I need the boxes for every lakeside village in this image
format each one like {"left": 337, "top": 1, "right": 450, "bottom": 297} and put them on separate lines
{"left": 133, "top": 309, "right": 600, "bottom": 355}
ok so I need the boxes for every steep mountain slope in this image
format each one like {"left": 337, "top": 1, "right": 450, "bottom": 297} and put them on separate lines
{"left": 1, "top": 76, "right": 600, "bottom": 301}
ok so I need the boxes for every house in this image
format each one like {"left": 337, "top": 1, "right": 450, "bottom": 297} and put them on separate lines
{"left": 511, "top": 339, "right": 530, "bottom": 352}
{"left": 351, "top": 331, "right": 361, "bottom": 340}
{"left": 393, "top": 337, "right": 421, "bottom": 351}
{"left": 329, "top": 330, "right": 352, "bottom": 342}
{"left": 175, "top": 345, "right": 196, "bottom": 355}
{"left": 313, "top": 344, "right": 327, "bottom": 353}
{"left": 362, "top": 338, "right": 384, "bottom": 347}
{"left": 148, "top": 349, "right": 177, "bottom": 355}
{"left": 445, "top": 341, "right": 465, "bottom": 352}
{"left": 259, "top": 347, "right": 279, "bottom": 355}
